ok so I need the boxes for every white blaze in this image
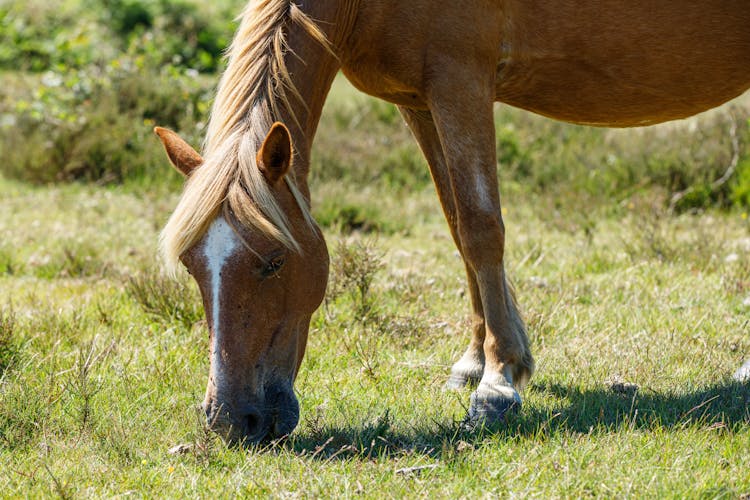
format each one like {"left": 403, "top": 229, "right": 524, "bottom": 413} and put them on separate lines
{"left": 202, "top": 216, "right": 240, "bottom": 390}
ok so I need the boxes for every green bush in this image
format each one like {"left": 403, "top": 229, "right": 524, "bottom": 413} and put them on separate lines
{"left": 0, "top": 0, "right": 239, "bottom": 73}
{"left": 0, "top": 1, "right": 113, "bottom": 70}
{"left": 2, "top": 0, "right": 749, "bottom": 212}
{"left": 492, "top": 107, "right": 750, "bottom": 211}
{"left": 1, "top": 62, "right": 212, "bottom": 183}
{"left": 105, "top": 0, "right": 237, "bottom": 72}
{"left": 0, "top": 0, "right": 242, "bottom": 184}
{"left": 100, "top": 0, "right": 155, "bottom": 35}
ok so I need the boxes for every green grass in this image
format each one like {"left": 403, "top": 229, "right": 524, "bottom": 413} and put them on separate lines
{"left": 2, "top": 2, "right": 750, "bottom": 494}
{"left": 1, "top": 154, "right": 749, "bottom": 496}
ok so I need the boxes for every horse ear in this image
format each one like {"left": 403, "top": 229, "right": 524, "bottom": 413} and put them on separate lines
{"left": 154, "top": 127, "right": 203, "bottom": 177}
{"left": 256, "top": 122, "right": 292, "bottom": 185}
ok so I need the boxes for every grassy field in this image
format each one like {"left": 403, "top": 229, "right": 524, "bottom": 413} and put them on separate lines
{"left": 2, "top": 84, "right": 750, "bottom": 497}
{"left": 2, "top": 1, "right": 750, "bottom": 497}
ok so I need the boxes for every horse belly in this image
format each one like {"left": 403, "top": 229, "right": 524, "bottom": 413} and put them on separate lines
{"left": 496, "top": 1, "right": 750, "bottom": 127}
{"left": 498, "top": 64, "right": 750, "bottom": 128}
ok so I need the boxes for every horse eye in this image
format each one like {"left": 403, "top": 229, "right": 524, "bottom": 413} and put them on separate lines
{"left": 261, "top": 256, "right": 285, "bottom": 278}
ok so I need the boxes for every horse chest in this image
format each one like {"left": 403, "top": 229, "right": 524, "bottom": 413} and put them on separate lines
{"left": 341, "top": 65, "right": 428, "bottom": 109}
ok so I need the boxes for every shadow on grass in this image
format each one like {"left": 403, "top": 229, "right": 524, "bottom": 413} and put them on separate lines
{"left": 283, "top": 379, "right": 749, "bottom": 461}
{"left": 519, "top": 378, "right": 750, "bottom": 434}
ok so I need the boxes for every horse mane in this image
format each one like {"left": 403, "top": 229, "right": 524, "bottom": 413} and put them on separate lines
{"left": 160, "top": 0, "right": 328, "bottom": 275}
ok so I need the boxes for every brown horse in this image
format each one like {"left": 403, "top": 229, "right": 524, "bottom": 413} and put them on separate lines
{"left": 155, "top": 0, "right": 750, "bottom": 445}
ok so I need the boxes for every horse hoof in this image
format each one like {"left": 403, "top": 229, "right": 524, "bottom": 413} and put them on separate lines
{"left": 465, "top": 385, "right": 521, "bottom": 428}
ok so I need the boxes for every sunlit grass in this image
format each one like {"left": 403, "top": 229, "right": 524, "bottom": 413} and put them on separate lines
{"left": 1, "top": 171, "right": 748, "bottom": 497}
{"left": 1, "top": 15, "right": 750, "bottom": 492}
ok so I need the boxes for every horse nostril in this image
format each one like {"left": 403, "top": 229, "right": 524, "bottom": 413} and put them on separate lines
{"left": 244, "top": 406, "right": 265, "bottom": 441}
{"left": 247, "top": 412, "right": 260, "bottom": 432}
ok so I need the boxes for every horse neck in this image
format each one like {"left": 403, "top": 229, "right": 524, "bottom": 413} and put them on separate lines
{"left": 274, "top": 2, "right": 352, "bottom": 197}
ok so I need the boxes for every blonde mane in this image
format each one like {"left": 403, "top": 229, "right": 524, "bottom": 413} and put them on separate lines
{"left": 160, "top": 0, "right": 328, "bottom": 275}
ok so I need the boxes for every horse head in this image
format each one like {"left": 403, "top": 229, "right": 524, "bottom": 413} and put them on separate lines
{"left": 156, "top": 124, "right": 329, "bottom": 445}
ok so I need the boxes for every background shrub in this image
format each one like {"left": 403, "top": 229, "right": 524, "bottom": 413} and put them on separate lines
{"left": 1, "top": 0, "right": 749, "bottom": 211}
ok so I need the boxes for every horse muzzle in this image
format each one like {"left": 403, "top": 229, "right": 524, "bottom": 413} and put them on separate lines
{"left": 204, "top": 385, "right": 300, "bottom": 446}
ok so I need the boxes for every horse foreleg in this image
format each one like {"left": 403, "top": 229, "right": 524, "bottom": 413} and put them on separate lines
{"left": 399, "top": 106, "right": 485, "bottom": 388}
{"left": 426, "top": 83, "right": 534, "bottom": 425}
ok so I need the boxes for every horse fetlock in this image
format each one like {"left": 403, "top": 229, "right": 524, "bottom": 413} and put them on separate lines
{"left": 445, "top": 352, "right": 485, "bottom": 390}
{"left": 445, "top": 371, "right": 481, "bottom": 390}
